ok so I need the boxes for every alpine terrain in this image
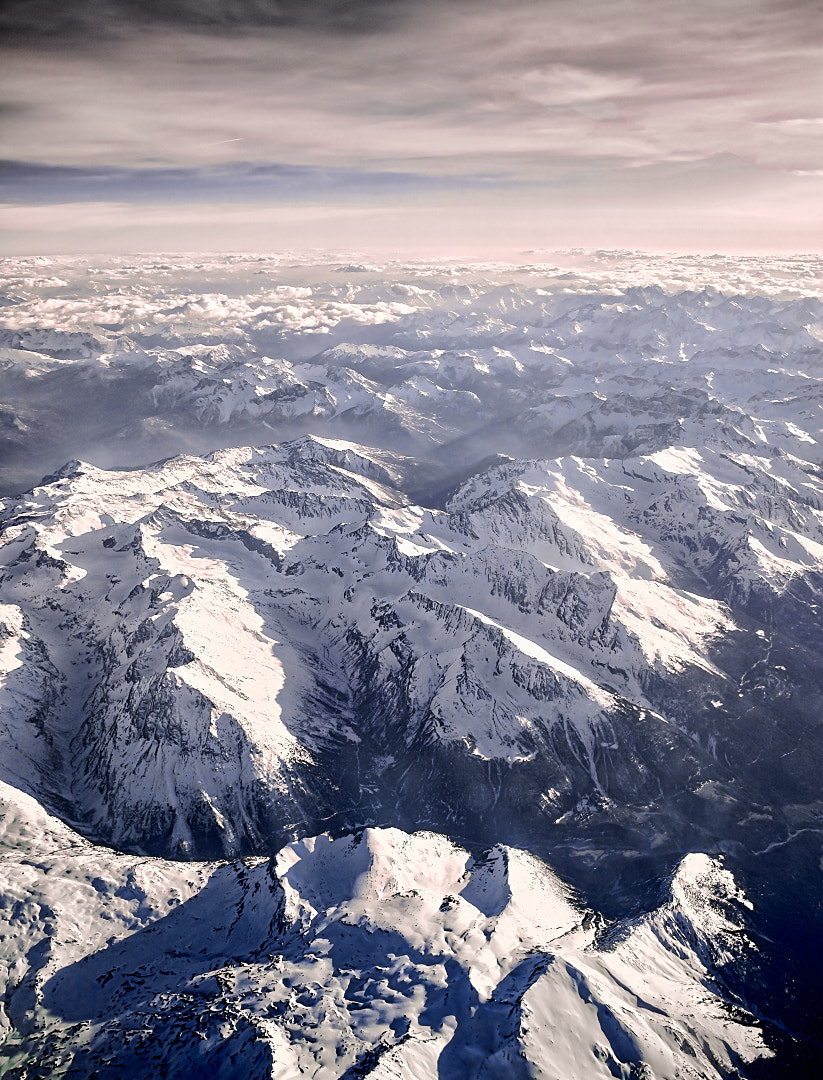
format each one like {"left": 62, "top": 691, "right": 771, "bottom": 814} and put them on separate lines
{"left": 0, "top": 250, "right": 822, "bottom": 1077}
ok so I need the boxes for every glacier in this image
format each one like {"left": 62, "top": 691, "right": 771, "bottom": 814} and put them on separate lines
{"left": 1, "top": 250, "right": 822, "bottom": 1077}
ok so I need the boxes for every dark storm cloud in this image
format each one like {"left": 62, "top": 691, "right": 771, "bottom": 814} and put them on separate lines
{"left": 0, "top": 0, "right": 428, "bottom": 45}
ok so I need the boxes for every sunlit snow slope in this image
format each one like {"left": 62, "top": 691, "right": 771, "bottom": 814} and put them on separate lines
{"left": 0, "top": 780, "right": 767, "bottom": 1080}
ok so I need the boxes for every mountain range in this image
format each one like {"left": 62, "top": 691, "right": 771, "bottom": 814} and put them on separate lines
{"left": 1, "top": 250, "right": 822, "bottom": 1076}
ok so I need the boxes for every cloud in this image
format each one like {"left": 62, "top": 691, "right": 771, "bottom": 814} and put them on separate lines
{"left": 2, "top": 0, "right": 820, "bottom": 176}
{"left": 0, "top": 0, "right": 428, "bottom": 44}
{"left": 1, "top": 0, "right": 820, "bottom": 252}
{"left": 0, "top": 160, "right": 509, "bottom": 206}
{"left": 3, "top": 162, "right": 821, "bottom": 256}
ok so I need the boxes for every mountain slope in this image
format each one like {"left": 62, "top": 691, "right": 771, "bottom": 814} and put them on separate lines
{"left": 0, "top": 780, "right": 769, "bottom": 1080}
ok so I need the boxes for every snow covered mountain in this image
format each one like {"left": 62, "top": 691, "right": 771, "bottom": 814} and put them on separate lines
{"left": 1, "top": 251, "right": 822, "bottom": 499}
{"left": 2, "top": 434, "right": 821, "bottom": 871}
{"left": 1, "top": 251, "right": 823, "bottom": 1076}
{"left": 0, "top": 779, "right": 768, "bottom": 1079}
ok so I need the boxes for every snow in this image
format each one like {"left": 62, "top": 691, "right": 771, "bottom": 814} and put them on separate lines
{"left": 0, "top": 782, "right": 770, "bottom": 1079}
{"left": 0, "top": 414, "right": 816, "bottom": 840}
{"left": 460, "top": 604, "right": 616, "bottom": 709}
{"left": 1, "top": 251, "right": 821, "bottom": 1075}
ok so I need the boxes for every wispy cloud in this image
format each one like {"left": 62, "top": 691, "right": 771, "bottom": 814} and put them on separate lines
{"left": 0, "top": 160, "right": 510, "bottom": 206}
{"left": 0, "top": 0, "right": 424, "bottom": 43}
{"left": 1, "top": 0, "right": 820, "bottom": 252}
{"left": 3, "top": 0, "right": 820, "bottom": 175}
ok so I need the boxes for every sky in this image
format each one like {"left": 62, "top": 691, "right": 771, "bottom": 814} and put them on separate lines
{"left": 1, "top": 0, "right": 822, "bottom": 256}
